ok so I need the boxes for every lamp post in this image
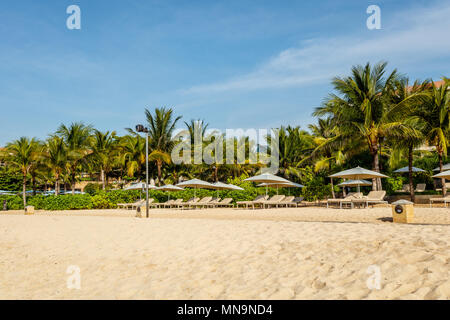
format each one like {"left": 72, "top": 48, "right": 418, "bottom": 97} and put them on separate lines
{"left": 136, "top": 124, "right": 149, "bottom": 218}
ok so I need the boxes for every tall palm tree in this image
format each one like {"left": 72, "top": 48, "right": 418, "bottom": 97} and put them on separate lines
{"left": 43, "top": 136, "right": 68, "bottom": 196}
{"left": 145, "top": 107, "right": 181, "bottom": 185}
{"left": 118, "top": 134, "right": 146, "bottom": 178}
{"left": 55, "top": 122, "right": 93, "bottom": 194}
{"left": 314, "top": 61, "right": 400, "bottom": 190}
{"left": 412, "top": 79, "right": 450, "bottom": 195}
{"left": 88, "top": 130, "right": 117, "bottom": 190}
{"left": 5, "top": 137, "right": 41, "bottom": 207}
{"left": 388, "top": 78, "right": 429, "bottom": 201}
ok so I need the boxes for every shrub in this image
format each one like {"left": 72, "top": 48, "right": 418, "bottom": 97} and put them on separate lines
{"left": 84, "top": 183, "right": 101, "bottom": 195}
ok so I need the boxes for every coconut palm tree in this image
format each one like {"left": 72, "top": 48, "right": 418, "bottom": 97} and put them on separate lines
{"left": 387, "top": 78, "right": 430, "bottom": 201}
{"left": 5, "top": 137, "right": 41, "bottom": 207}
{"left": 118, "top": 134, "right": 146, "bottom": 179}
{"left": 314, "top": 61, "right": 401, "bottom": 190}
{"left": 412, "top": 79, "right": 450, "bottom": 195}
{"left": 55, "top": 122, "right": 93, "bottom": 194}
{"left": 88, "top": 130, "right": 117, "bottom": 190}
{"left": 145, "top": 107, "right": 181, "bottom": 185}
{"left": 43, "top": 136, "right": 68, "bottom": 196}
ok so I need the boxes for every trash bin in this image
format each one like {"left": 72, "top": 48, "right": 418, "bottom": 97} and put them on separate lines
{"left": 391, "top": 200, "right": 414, "bottom": 223}
{"left": 24, "top": 205, "right": 35, "bottom": 215}
{"left": 135, "top": 205, "right": 143, "bottom": 218}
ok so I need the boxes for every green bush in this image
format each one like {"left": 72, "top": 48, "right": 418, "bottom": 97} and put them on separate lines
{"left": 91, "top": 195, "right": 114, "bottom": 209}
{"left": 84, "top": 183, "right": 101, "bottom": 195}
{"left": 384, "top": 176, "right": 404, "bottom": 195}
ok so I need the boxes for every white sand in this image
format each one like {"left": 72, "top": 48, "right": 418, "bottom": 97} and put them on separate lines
{"left": 1, "top": 207, "right": 450, "bottom": 299}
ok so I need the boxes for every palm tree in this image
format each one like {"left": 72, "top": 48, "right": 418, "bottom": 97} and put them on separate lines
{"left": 118, "top": 134, "right": 146, "bottom": 178}
{"left": 145, "top": 107, "right": 181, "bottom": 185}
{"left": 412, "top": 79, "right": 450, "bottom": 195}
{"left": 88, "top": 130, "right": 117, "bottom": 190}
{"left": 43, "top": 136, "right": 68, "bottom": 196}
{"left": 314, "top": 61, "right": 400, "bottom": 190}
{"left": 5, "top": 137, "right": 41, "bottom": 207}
{"left": 388, "top": 78, "right": 429, "bottom": 201}
{"left": 55, "top": 122, "right": 93, "bottom": 194}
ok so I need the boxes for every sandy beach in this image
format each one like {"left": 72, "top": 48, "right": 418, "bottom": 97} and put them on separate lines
{"left": 1, "top": 207, "right": 450, "bottom": 300}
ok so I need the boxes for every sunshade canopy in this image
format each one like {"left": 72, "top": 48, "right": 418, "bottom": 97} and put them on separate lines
{"left": 433, "top": 163, "right": 450, "bottom": 172}
{"left": 257, "top": 182, "right": 304, "bottom": 188}
{"left": 432, "top": 170, "right": 450, "bottom": 179}
{"left": 156, "top": 184, "right": 184, "bottom": 191}
{"left": 329, "top": 166, "right": 388, "bottom": 179}
{"left": 211, "top": 182, "right": 244, "bottom": 191}
{"left": 394, "top": 166, "right": 425, "bottom": 173}
{"left": 337, "top": 179, "right": 372, "bottom": 187}
{"left": 176, "top": 178, "right": 215, "bottom": 189}
{"left": 124, "top": 182, "right": 157, "bottom": 190}
{"left": 244, "top": 173, "right": 290, "bottom": 184}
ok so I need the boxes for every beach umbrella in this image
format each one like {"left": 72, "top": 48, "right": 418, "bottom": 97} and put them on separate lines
{"left": 432, "top": 170, "right": 450, "bottom": 179}
{"left": 245, "top": 173, "right": 290, "bottom": 195}
{"left": 156, "top": 184, "right": 184, "bottom": 200}
{"left": 211, "top": 181, "right": 244, "bottom": 197}
{"left": 394, "top": 166, "right": 425, "bottom": 173}
{"left": 337, "top": 179, "right": 372, "bottom": 188}
{"left": 176, "top": 178, "right": 215, "bottom": 196}
{"left": 330, "top": 166, "right": 388, "bottom": 193}
{"left": 433, "top": 163, "right": 450, "bottom": 172}
{"left": 124, "top": 182, "right": 157, "bottom": 190}
{"left": 257, "top": 182, "right": 304, "bottom": 195}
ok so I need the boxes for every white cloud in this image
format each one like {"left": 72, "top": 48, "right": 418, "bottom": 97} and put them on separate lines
{"left": 180, "top": 3, "right": 450, "bottom": 95}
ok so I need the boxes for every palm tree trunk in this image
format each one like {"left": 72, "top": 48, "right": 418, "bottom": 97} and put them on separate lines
{"left": 71, "top": 171, "right": 76, "bottom": 195}
{"left": 330, "top": 177, "right": 335, "bottom": 199}
{"left": 22, "top": 174, "right": 27, "bottom": 208}
{"left": 371, "top": 149, "right": 380, "bottom": 191}
{"left": 408, "top": 145, "right": 415, "bottom": 203}
{"left": 214, "top": 166, "right": 219, "bottom": 182}
{"left": 157, "top": 161, "right": 162, "bottom": 186}
{"left": 55, "top": 173, "right": 60, "bottom": 196}
{"left": 439, "top": 150, "right": 446, "bottom": 196}
{"left": 32, "top": 176, "right": 36, "bottom": 196}
{"left": 101, "top": 168, "right": 106, "bottom": 190}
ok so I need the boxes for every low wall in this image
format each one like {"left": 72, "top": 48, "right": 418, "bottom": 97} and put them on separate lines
{"left": 387, "top": 194, "right": 443, "bottom": 204}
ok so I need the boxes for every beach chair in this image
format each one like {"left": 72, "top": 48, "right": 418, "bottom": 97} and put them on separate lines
{"left": 191, "top": 196, "right": 214, "bottom": 209}
{"left": 272, "top": 196, "right": 295, "bottom": 208}
{"left": 326, "top": 193, "right": 361, "bottom": 209}
{"left": 118, "top": 199, "right": 145, "bottom": 209}
{"left": 352, "top": 191, "right": 388, "bottom": 208}
{"left": 435, "top": 182, "right": 450, "bottom": 192}
{"left": 209, "top": 198, "right": 234, "bottom": 208}
{"left": 256, "top": 195, "right": 286, "bottom": 209}
{"left": 289, "top": 197, "right": 304, "bottom": 207}
{"left": 430, "top": 196, "right": 450, "bottom": 208}
{"left": 395, "top": 184, "right": 410, "bottom": 193}
{"left": 165, "top": 198, "right": 184, "bottom": 208}
{"left": 236, "top": 195, "right": 268, "bottom": 209}
{"left": 178, "top": 197, "right": 200, "bottom": 209}
{"left": 415, "top": 183, "right": 426, "bottom": 193}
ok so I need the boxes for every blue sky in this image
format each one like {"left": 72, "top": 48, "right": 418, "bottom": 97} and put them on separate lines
{"left": 1, "top": 0, "right": 449, "bottom": 145}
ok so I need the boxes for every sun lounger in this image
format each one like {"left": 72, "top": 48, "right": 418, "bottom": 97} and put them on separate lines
{"left": 352, "top": 191, "right": 388, "bottom": 208}
{"left": 255, "top": 195, "right": 286, "bottom": 209}
{"left": 395, "top": 185, "right": 410, "bottom": 193}
{"left": 435, "top": 182, "right": 450, "bottom": 192}
{"left": 272, "top": 196, "right": 295, "bottom": 208}
{"left": 178, "top": 197, "right": 201, "bottom": 209}
{"left": 415, "top": 183, "right": 426, "bottom": 193}
{"left": 430, "top": 196, "right": 450, "bottom": 207}
{"left": 190, "top": 196, "right": 214, "bottom": 209}
{"left": 236, "top": 195, "right": 268, "bottom": 209}
{"left": 118, "top": 199, "right": 145, "bottom": 209}
{"left": 263, "top": 195, "right": 290, "bottom": 208}
{"left": 207, "top": 198, "right": 234, "bottom": 208}
{"left": 327, "top": 193, "right": 361, "bottom": 209}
